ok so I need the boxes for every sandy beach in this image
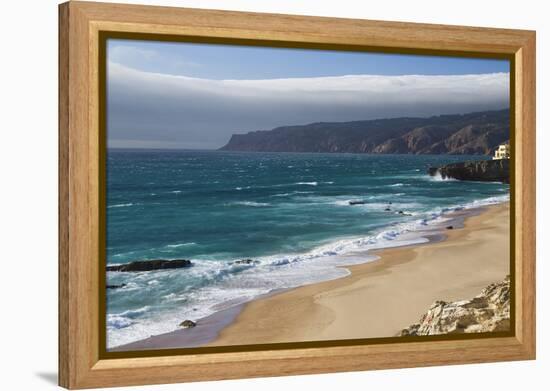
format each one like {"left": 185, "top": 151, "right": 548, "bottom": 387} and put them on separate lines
{"left": 208, "top": 202, "right": 510, "bottom": 346}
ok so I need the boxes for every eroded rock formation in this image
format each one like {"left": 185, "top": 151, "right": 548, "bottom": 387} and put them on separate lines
{"left": 398, "top": 276, "right": 510, "bottom": 336}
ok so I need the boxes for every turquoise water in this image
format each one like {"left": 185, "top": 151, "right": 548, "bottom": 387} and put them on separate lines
{"left": 106, "top": 150, "right": 509, "bottom": 348}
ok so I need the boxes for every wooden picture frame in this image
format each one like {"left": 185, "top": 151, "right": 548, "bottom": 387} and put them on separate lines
{"left": 59, "top": 1, "right": 536, "bottom": 389}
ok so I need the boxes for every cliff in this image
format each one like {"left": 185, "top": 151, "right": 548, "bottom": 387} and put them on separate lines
{"left": 428, "top": 159, "right": 509, "bottom": 183}
{"left": 219, "top": 109, "right": 509, "bottom": 155}
{"left": 398, "top": 276, "right": 510, "bottom": 336}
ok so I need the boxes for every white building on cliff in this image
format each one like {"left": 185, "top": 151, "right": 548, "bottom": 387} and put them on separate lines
{"left": 493, "top": 143, "right": 510, "bottom": 160}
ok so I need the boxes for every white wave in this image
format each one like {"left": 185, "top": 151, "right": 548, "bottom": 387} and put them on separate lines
{"left": 271, "top": 190, "right": 314, "bottom": 198}
{"left": 427, "top": 173, "right": 459, "bottom": 182}
{"left": 465, "top": 194, "right": 510, "bottom": 208}
{"left": 295, "top": 181, "right": 318, "bottom": 186}
{"left": 271, "top": 192, "right": 292, "bottom": 197}
{"left": 334, "top": 199, "right": 359, "bottom": 206}
{"left": 107, "top": 306, "right": 151, "bottom": 330}
{"left": 107, "top": 315, "right": 134, "bottom": 329}
{"left": 229, "top": 201, "right": 270, "bottom": 207}
{"left": 375, "top": 230, "right": 400, "bottom": 241}
{"left": 165, "top": 242, "right": 196, "bottom": 248}
{"left": 117, "top": 306, "right": 151, "bottom": 318}
{"left": 255, "top": 224, "right": 428, "bottom": 272}
{"left": 108, "top": 203, "right": 135, "bottom": 208}
{"left": 414, "top": 194, "right": 509, "bottom": 227}
{"left": 389, "top": 183, "right": 404, "bottom": 187}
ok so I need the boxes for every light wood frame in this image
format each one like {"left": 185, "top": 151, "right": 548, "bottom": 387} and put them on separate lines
{"left": 59, "top": 1, "right": 536, "bottom": 389}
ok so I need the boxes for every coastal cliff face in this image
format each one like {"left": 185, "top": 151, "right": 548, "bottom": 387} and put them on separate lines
{"left": 219, "top": 109, "right": 509, "bottom": 155}
{"left": 428, "top": 159, "right": 509, "bottom": 183}
{"left": 398, "top": 276, "right": 510, "bottom": 336}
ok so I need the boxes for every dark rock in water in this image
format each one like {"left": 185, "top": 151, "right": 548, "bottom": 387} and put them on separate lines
{"left": 179, "top": 320, "right": 196, "bottom": 329}
{"left": 349, "top": 200, "right": 366, "bottom": 205}
{"left": 107, "top": 259, "right": 192, "bottom": 272}
{"left": 446, "top": 226, "right": 454, "bottom": 230}
{"left": 397, "top": 210, "right": 413, "bottom": 216}
{"left": 106, "top": 283, "right": 126, "bottom": 289}
{"left": 427, "top": 166, "right": 439, "bottom": 176}
{"left": 385, "top": 207, "right": 391, "bottom": 211}
{"left": 233, "top": 259, "right": 258, "bottom": 265}
{"left": 428, "top": 159, "right": 509, "bottom": 183}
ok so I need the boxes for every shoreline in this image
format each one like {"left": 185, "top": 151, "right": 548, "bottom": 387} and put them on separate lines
{"left": 113, "top": 201, "right": 509, "bottom": 351}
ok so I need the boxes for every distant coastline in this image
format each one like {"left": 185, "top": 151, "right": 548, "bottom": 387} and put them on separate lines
{"left": 219, "top": 109, "right": 509, "bottom": 155}
{"left": 109, "top": 108, "right": 509, "bottom": 154}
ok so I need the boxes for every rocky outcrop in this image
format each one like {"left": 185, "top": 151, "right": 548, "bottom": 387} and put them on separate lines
{"left": 106, "top": 283, "right": 127, "bottom": 289}
{"left": 398, "top": 276, "right": 510, "bottom": 336}
{"left": 179, "top": 320, "right": 196, "bottom": 329}
{"left": 220, "top": 109, "right": 509, "bottom": 155}
{"left": 428, "top": 159, "right": 509, "bottom": 183}
{"left": 106, "top": 259, "right": 192, "bottom": 272}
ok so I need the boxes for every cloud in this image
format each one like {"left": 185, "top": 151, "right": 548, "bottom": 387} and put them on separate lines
{"left": 107, "top": 62, "right": 509, "bottom": 149}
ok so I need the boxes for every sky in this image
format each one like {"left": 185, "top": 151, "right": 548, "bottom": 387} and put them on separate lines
{"left": 107, "top": 39, "right": 510, "bottom": 149}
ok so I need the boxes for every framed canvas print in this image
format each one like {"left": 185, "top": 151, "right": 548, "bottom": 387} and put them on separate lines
{"left": 59, "top": 1, "right": 536, "bottom": 389}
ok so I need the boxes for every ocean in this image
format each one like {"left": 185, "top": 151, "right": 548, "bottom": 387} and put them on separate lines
{"left": 106, "top": 150, "right": 509, "bottom": 348}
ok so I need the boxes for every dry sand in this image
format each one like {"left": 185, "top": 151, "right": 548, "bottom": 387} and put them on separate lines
{"left": 208, "top": 202, "right": 510, "bottom": 346}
